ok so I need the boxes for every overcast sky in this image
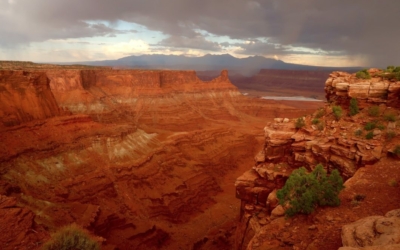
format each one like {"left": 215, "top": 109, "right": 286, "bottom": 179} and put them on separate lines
{"left": 0, "top": 0, "right": 399, "bottom": 67}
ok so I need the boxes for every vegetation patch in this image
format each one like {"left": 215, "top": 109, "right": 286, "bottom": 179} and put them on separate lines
{"left": 295, "top": 117, "right": 305, "bottom": 129}
{"left": 317, "top": 122, "right": 325, "bottom": 131}
{"left": 351, "top": 194, "right": 366, "bottom": 206}
{"left": 349, "top": 98, "right": 359, "bottom": 116}
{"left": 384, "top": 113, "right": 397, "bottom": 122}
{"left": 386, "top": 131, "right": 396, "bottom": 141}
{"left": 377, "top": 124, "right": 385, "bottom": 130}
{"left": 380, "top": 66, "right": 400, "bottom": 81}
{"left": 312, "top": 118, "right": 320, "bottom": 125}
{"left": 354, "top": 129, "right": 363, "bottom": 137}
{"left": 42, "top": 224, "right": 100, "bottom": 250}
{"left": 277, "top": 164, "right": 344, "bottom": 217}
{"left": 365, "top": 131, "right": 374, "bottom": 140}
{"left": 364, "top": 122, "right": 376, "bottom": 131}
{"left": 355, "top": 69, "right": 371, "bottom": 79}
{"left": 388, "top": 179, "right": 398, "bottom": 187}
{"left": 332, "top": 106, "right": 343, "bottom": 120}
{"left": 368, "top": 106, "right": 380, "bottom": 117}
{"left": 394, "top": 145, "right": 400, "bottom": 156}
{"left": 315, "top": 109, "right": 325, "bottom": 119}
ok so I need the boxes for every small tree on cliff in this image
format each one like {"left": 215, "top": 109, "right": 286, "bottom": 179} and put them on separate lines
{"left": 277, "top": 164, "right": 344, "bottom": 217}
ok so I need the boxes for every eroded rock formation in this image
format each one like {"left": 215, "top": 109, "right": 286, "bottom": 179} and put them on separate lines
{"left": 325, "top": 69, "right": 400, "bottom": 109}
{"left": 0, "top": 71, "right": 61, "bottom": 127}
{"left": 340, "top": 209, "right": 400, "bottom": 250}
{"left": 235, "top": 69, "right": 400, "bottom": 250}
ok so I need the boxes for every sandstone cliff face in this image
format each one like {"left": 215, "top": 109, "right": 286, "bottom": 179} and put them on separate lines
{"left": 46, "top": 69, "right": 238, "bottom": 113}
{"left": 235, "top": 69, "right": 400, "bottom": 250}
{"left": 0, "top": 71, "right": 61, "bottom": 127}
{"left": 325, "top": 69, "right": 400, "bottom": 108}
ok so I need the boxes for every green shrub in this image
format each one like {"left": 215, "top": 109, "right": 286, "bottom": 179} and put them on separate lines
{"left": 386, "top": 131, "right": 396, "bottom": 140}
{"left": 356, "top": 69, "right": 371, "bottom": 79}
{"left": 368, "top": 106, "right": 380, "bottom": 117}
{"left": 351, "top": 194, "right": 366, "bottom": 207}
{"left": 387, "top": 66, "right": 395, "bottom": 72}
{"left": 42, "top": 224, "right": 100, "bottom": 250}
{"left": 317, "top": 122, "right": 325, "bottom": 131}
{"left": 353, "top": 194, "right": 366, "bottom": 201}
{"left": 312, "top": 118, "right": 320, "bottom": 125}
{"left": 349, "top": 98, "right": 359, "bottom": 116}
{"left": 381, "top": 72, "right": 400, "bottom": 81}
{"left": 364, "top": 122, "right": 376, "bottom": 131}
{"left": 315, "top": 109, "right": 325, "bottom": 119}
{"left": 377, "top": 124, "right": 385, "bottom": 130}
{"left": 277, "top": 164, "right": 344, "bottom": 217}
{"left": 365, "top": 131, "right": 374, "bottom": 140}
{"left": 295, "top": 117, "right": 305, "bottom": 129}
{"left": 388, "top": 179, "right": 398, "bottom": 187}
{"left": 384, "top": 113, "right": 397, "bottom": 122}
{"left": 332, "top": 106, "right": 343, "bottom": 120}
{"left": 354, "top": 129, "right": 362, "bottom": 137}
{"left": 394, "top": 145, "right": 400, "bottom": 156}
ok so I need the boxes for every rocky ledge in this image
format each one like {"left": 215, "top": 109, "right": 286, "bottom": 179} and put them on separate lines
{"left": 340, "top": 209, "right": 400, "bottom": 250}
{"left": 235, "top": 69, "right": 400, "bottom": 249}
{"left": 325, "top": 69, "right": 400, "bottom": 109}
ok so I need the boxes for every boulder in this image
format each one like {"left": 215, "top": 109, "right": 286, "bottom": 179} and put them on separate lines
{"left": 266, "top": 189, "right": 278, "bottom": 210}
{"left": 341, "top": 209, "right": 400, "bottom": 248}
{"left": 271, "top": 205, "right": 285, "bottom": 218}
{"left": 349, "top": 82, "right": 370, "bottom": 98}
{"left": 369, "top": 81, "right": 389, "bottom": 98}
{"left": 254, "top": 149, "right": 265, "bottom": 163}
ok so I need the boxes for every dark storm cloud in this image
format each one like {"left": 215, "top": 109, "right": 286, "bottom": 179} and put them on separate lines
{"left": 1, "top": 0, "right": 399, "bottom": 66}
{"left": 156, "top": 34, "right": 221, "bottom": 51}
{"left": 233, "top": 41, "right": 346, "bottom": 56}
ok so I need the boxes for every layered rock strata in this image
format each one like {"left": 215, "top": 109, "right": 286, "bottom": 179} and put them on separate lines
{"left": 235, "top": 69, "right": 400, "bottom": 249}
{"left": 0, "top": 71, "right": 61, "bottom": 127}
{"left": 325, "top": 69, "right": 400, "bottom": 108}
{"left": 0, "top": 67, "right": 320, "bottom": 249}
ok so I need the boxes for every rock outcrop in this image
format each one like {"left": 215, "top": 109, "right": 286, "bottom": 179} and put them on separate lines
{"left": 235, "top": 69, "right": 400, "bottom": 250}
{"left": 46, "top": 69, "right": 238, "bottom": 113}
{"left": 325, "top": 69, "right": 400, "bottom": 109}
{"left": 340, "top": 209, "right": 400, "bottom": 250}
{"left": 0, "top": 71, "right": 61, "bottom": 127}
{"left": 0, "top": 195, "right": 47, "bottom": 250}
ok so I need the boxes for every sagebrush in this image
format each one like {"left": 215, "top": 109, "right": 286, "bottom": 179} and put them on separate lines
{"left": 41, "top": 224, "right": 100, "bottom": 250}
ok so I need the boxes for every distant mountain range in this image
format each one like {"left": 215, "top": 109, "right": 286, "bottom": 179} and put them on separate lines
{"left": 70, "top": 54, "right": 362, "bottom": 74}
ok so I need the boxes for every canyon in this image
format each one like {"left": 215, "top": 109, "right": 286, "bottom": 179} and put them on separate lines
{"left": 197, "top": 69, "right": 331, "bottom": 100}
{"left": 0, "top": 63, "right": 322, "bottom": 250}
{"left": 2, "top": 63, "right": 399, "bottom": 250}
